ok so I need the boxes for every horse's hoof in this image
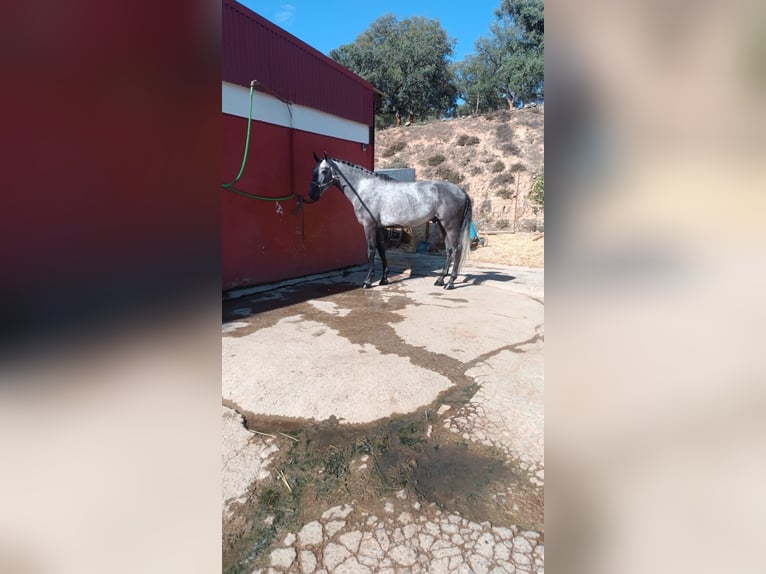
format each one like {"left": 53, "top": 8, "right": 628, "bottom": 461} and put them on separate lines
{"left": 434, "top": 278, "right": 445, "bottom": 286}
{"left": 444, "top": 283, "right": 455, "bottom": 290}
{"left": 379, "top": 278, "right": 389, "bottom": 286}
{"left": 362, "top": 282, "right": 372, "bottom": 289}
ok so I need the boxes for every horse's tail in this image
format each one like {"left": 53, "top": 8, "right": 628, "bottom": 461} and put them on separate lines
{"left": 458, "top": 193, "right": 472, "bottom": 272}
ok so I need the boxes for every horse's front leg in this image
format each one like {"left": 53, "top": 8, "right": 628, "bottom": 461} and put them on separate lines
{"left": 376, "top": 228, "right": 389, "bottom": 285}
{"left": 363, "top": 228, "right": 377, "bottom": 289}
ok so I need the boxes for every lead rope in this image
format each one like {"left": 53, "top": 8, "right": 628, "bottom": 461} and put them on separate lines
{"left": 327, "top": 158, "right": 379, "bottom": 226}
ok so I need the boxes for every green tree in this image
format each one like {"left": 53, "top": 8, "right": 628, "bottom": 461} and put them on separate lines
{"left": 329, "top": 15, "right": 458, "bottom": 125}
{"left": 496, "top": 0, "right": 544, "bottom": 106}
{"left": 452, "top": 56, "right": 505, "bottom": 115}
{"left": 459, "top": 0, "right": 544, "bottom": 110}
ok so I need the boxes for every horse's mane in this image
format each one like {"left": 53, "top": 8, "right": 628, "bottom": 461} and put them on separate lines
{"left": 331, "top": 158, "right": 396, "bottom": 181}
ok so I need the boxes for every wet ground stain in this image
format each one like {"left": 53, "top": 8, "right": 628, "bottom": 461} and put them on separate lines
{"left": 223, "top": 280, "right": 476, "bottom": 395}
{"left": 223, "top": 404, "right": 544, "bottom": 574}
{"left": 222, "top": 277, "right": 543, "bottom": 573}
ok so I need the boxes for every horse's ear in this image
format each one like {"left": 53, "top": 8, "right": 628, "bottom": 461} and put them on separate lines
{"left": 313, "top": 152, "right": 320, "bottom": 162}
{"left": 323, "top": 152, "right": 328, "bottom": 160}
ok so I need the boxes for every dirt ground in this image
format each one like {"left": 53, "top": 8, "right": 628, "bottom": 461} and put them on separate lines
{"left": 376, "top": 109, "right": 544, "bottom": 233}
{"left": 468, "top": 232, "right": 544, "bottom": 268}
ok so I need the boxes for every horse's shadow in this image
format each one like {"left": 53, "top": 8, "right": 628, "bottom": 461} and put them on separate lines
{"left": 381, "top": 252, "right": 518, "bottom": 289}
{"left": 461, "top": 272, "right": 517, "bottom": 286}
{"left": 222, "top": 254, "right": 519, "bottom": 325}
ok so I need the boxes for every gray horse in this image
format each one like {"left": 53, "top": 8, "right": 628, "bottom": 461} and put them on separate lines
{"left": 309, "top": 153, "right": 472, "bottom": 290}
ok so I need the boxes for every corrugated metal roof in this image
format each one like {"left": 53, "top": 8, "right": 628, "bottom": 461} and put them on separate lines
{"left": 223, "top": 0, "right": 380, "bottom": 126}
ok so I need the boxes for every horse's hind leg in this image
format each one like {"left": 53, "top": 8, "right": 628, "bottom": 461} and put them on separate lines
{"left": 446, "top": 244, "right": 462, "bottom": 289}
{"left": 434, "top": 247, "right": 453, "bottom": 286}
{"left": 433, "top": 220, "right": 452, "bottom": 286}
{"left": 363, "top": 227, "right": 377, "bottom": 288}
{"left": 442, "top": 227, "right": 461, "bottom": 289}
{"left": 376, "top": 228, "right": 389, "bottom": 285}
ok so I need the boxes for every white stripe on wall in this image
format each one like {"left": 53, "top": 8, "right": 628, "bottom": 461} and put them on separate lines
{"left": 222, "top": 81, "right": 369, "bottom": 145}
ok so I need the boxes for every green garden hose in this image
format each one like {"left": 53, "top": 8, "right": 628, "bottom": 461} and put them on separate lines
{"left": 222, "top": 80, "right": 296, "bottom": 202}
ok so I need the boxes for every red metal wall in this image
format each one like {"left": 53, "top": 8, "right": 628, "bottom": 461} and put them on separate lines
{"left": 223, "top": 0, "right": 378, "bottom": 126}
{"left": 222, "top": 114, "right": 374, "bottom": 290}
{"left": 222, "top": 0, "right": 379, "bottom": 291}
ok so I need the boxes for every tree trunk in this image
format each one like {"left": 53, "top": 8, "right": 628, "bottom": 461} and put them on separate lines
{"left": 506, "top": 96, "right": 514, "bottom": 110}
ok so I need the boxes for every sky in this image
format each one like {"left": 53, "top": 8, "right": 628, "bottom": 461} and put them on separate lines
{"left": 239, "top": 0, "right": 503, "bottom": 63}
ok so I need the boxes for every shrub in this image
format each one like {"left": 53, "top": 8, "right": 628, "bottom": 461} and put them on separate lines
{"left": 510, "top": 162, "right": 527, "bottom": 173}
{"left": 381, "top": 141, "right": 407, "bottom": 158}
{"left": 428, "top": 154, "right": 446, "bottom": 166}
{"left": 495, "top": 123, "right": 512, "bottom": 141}
{"left": 491, "top": 160, "right": 505, "bottom": 173}
{"left": 456, "top": 134, "right": 480, "bottom": 146}
{"left": 496, "top": 218, "right": 510, "bottom": 229}
{"left": 486, "top": 109, "right": 511, "bottom": 122}
{"left": 491, "top": 172, "right": 515, "bottom": 187}
{"left": 529, "top": 164, "right": 544, "bottom": 213}
{"left": 435, "top": 165, "right": 463, "bottom": 184}
{"left": 500, "top": 141, "right": 521, "bottom": 155}
{"left": 382, "top": 157, "right": 410, "bottom": 169}
{"left": 520, "top": 218, "right": 542, "bottom": 232}
{"left": 496, "top": 188, "right": 513, "bottom": 200}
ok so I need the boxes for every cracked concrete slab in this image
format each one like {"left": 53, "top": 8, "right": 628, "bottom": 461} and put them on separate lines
{"left": 223, "top": 317, "right": 453, "bottom": 424}
{"left": 254, "top": 494, "right": 544, "bottom": 574}
{"left": 221, "top": 406, "right": 280, "bottom": 517}
{"left": 222, "top": 255, "right": 544, "bottom": 573}
{"left": 451, "top": 340, "right": 545, "bottom": 482}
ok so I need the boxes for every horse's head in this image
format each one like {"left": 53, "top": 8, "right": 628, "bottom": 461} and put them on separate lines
{"left": 309, "top": 152, "right": 336, "bottom": 201}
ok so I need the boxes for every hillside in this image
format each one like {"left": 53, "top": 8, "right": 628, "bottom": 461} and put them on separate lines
{"left": 374, "top": 107, "right": 544, "bottom": 234}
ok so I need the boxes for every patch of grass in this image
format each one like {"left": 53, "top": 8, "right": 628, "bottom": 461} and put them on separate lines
{"left": 510, "top": 162, "right": 527, "bottom": 173}
{"left": 496, "top": 189, "right": 514, "bottom": 200}
{"left": 397, "top": 420, "right": 428, "bottom": 448}
{"left": 491, "top": 160, "right": 505, "bottom": 173}
{"left": 428, "top": 154, "right": 446, "bottom": 166}
{"left": 323, "top": 450, "right": 348, "bottom": 479}
{"left": 496, "top": 218, "right": 510, "bottom": 229}
{"left": 456, "top": 134, "right": 480, "bottom": 146}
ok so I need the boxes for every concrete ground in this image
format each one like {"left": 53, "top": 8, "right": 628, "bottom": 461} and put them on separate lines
{"left": 222, "top": 252, "right": 544, "bottom": 573}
